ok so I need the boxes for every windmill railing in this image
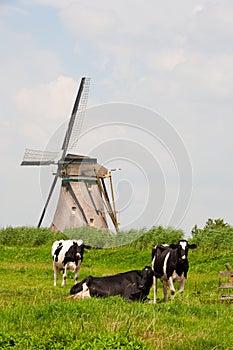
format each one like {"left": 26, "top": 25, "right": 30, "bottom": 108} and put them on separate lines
{"left": 61, "top": 176, "right": 98, "bottom": 184}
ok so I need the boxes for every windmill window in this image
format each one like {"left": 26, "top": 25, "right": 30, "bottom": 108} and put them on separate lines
{"left": 90, "top": 218, "right": 94, "bottom": 227}
{"left": 71, "top": 206, "right": 76, "bottom": 215}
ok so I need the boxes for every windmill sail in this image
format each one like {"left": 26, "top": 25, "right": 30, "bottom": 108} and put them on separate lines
{"left": 67, "top": 77, "right": 90, "bottom": 151}
{"left": 61, "top": 77, "right": 90, "bottom": 156}
{"left": 37, "top": 173, "right": 59, "bottom": 228}
{"left": 37, "top": 77, "right": 90, "bottom": 228}
{"left": 21, "top": 148, "right": 58, "bottom": 166}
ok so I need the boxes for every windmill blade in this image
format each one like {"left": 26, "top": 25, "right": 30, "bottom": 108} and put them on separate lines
{"left": 21, "top": 148, "right": 58, "bottom": 166}
{"left": 37, "top": 173, "right": 59, "bottom": 227}
{"left": 68, "top": 77, "right": 91, "bottom": 151}
{"left": 61, "top": 77, "right": 90, "bottom": 160}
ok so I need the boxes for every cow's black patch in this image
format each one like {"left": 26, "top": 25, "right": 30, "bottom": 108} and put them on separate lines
{"left": 63, "top": 242, "right": 84, "bottom": 266}
{"left": 53, "top": 242, "right": 63, "bottom": 262}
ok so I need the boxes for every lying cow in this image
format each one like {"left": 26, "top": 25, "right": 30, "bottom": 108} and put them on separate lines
{"left": 70, "top": 266, "right": 156, "bottom": 302}
{"left": 52, "top": 239, "right": 89, "bottom": 286}
{"left": 152, "top": 240, "right": 197, "bottom": 303}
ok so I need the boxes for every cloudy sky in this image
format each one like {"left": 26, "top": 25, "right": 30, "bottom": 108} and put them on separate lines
{"left": 1, "top": 0, "right": 233, "bottom": 235}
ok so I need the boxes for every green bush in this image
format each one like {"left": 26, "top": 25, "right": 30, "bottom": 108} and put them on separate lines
{"left": 65, "top": 226, "right": 116, "bottom": 248}
{"left": 190, "top": 218, "right": 233, "bottom": 252}
{"left": 64, "top": 226, "right": 185, "bottom": 250}
{"left": 0, "top": 227, "right": 67, "bottom": 247}
{"left": 64, "top": 226, "right": 146, "bottom": 248}
{"left": 128, "top": 226, "right": 184, "bottom": 249}
{"left": 0, "top": 225, "right": 185, "bottom": 250}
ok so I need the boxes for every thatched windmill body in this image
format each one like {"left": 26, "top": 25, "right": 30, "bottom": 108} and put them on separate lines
{"left": 21, "top": 78, "right": 118, "bottom": 232}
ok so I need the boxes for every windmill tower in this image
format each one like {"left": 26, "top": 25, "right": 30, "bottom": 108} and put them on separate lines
{"left": 21, "top": 77, "right": 118, "bottom": 232}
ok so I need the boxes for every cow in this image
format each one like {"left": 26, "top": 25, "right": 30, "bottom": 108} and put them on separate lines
{"left": 152, "top": 240, "right": 197, "bottom": 303}
{"left": 51, "top": 239, "right": 89, "bottom": 286}
{"left": 70, "top": 266, "right": 157, "bottom": 302}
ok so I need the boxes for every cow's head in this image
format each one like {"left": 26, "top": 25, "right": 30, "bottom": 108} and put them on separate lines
{"left": 72, "top": 241, "right": 84, "bottom": 261}
{"left": 139, "top": 266, "right": 154, "bottom": 289}
{"left": 169, "top": 240, "right": 197, "bottom": 263}
{"left": 73, "top": 240, "right": 92, "bottom": 262}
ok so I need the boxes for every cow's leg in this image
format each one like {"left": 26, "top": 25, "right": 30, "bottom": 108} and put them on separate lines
{"left": 167, "top": 276, "right": 176, "bottom": 299}
{"left": 153, "top": 276, "right": 157, "bottom": 304}
{"left": 62, "top": 267, "right": 67, "bottom": 286}
{"left": 53, "top": 265, "right": 59, "bottom": 287}
{"left": 163, "top": 281, "right": 169, "bottom": 301}
{"left": 179, "top": 277, "right": 186, "bottom": 293}
{"left": 81, "top": 283, "right": 91, "bottom": 299}
{"left": 74, "top": 265, "right": 81, "bottom": 284}
{"left": 73, "top": 283, "right": 91, "bottom": 299}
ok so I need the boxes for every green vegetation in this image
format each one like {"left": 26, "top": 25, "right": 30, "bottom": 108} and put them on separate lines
{"left": 191, "top": 218, "right": 233, "bottom": 252}
{"left": 64, "top": 225, "right": 184, "bottom": 249}
{"left": 0, "top": 226, "right": 66, "bottom": 247}
{"left": 0, "top": 220, "right": 232, "bottom": 349}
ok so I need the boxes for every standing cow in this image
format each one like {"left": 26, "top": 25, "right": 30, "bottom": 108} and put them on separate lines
{"left": 152, "top": 240, "right": 197, "bottom": 303}
{"left": 52, "top": 239, "right": 88, "bottom": 286}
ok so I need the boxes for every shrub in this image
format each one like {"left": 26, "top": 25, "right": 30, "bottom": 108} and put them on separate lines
{"left": 0, "top": 227, "right": 67, "bottom": 247}
{"left": 0, "top": 226, "right": 185, "bottom": 250}
{"left": 65, "top": 226, "right": 115, "bottom": 248}
{"left": 64, "top": 227, "right": 145, "bottom": 248}
{"left": 64, "top": 226, "right": 185, "bottom": 250}
{"left": 128, "top": 226, "right": 184, "bottom": 249}
{"left": 190, "top": 218, "right": 233, "bottom": 252}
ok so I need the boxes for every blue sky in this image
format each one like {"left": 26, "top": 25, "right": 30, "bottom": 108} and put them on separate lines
{"left": 1, "top": 0, "right": 233, "bottom": 234}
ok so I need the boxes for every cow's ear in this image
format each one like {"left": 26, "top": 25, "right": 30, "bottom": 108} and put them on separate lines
{"left": 188, "top": 243, "right": 197, "bottom": 249}
{"left": 152, "top": 248, "right": 156, "bottom": 259}
{"left": 169, "top": 244, "right": 177, "bottom": 249}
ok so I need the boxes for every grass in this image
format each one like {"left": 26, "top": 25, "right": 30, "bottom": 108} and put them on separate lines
{"left": 0, "top": 227, "right": 233, "bottom": 349}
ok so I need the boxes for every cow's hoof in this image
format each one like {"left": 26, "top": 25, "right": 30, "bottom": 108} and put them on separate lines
{"left": 145, "top": 299, "right": 153, "bottom": 304}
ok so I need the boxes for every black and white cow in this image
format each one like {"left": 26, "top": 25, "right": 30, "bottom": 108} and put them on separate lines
{"left": 152, "top": 240, "right": 197, "bottom": 303}
{"left": 70, "top": 266, "right": 156, "bottom": 302}
{"left": 52, "top": 239, "right": 89, "bottom": 286}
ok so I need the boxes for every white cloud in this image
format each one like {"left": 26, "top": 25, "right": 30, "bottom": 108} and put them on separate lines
{"left": 192, "top": 4, "right": 204, "bottom": 16}
{"left": 15, "top": 76, "right": 78, "bottom": 147}
{"left": 146, "top": 49, "right": 187, "bottom": 72}
{"left": 0, "top": 5, "right": 28, "bottom": 15}
{"left": 21, "top": 0, "right": 67, "bottom": 8}
{"left": 0, "top": 31, "right": 62, "bottom": 94}
{"left": 15, "top": 76, "right": 77, "bottom": 121}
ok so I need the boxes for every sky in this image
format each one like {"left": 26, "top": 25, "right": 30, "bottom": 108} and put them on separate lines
{"left": 1, "top": 0, "right": 233, "bottom": 235}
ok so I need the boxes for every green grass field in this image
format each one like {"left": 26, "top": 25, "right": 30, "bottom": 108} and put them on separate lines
{"left": 0, "top": 225, "right": 232, "bottom": 349}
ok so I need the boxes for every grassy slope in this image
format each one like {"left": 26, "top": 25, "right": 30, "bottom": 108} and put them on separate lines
{"left": 0, "top": 246, "right": 232, "bottom": 349}
{"left": 0, "top": 227, "right": 233, "bottom": 349}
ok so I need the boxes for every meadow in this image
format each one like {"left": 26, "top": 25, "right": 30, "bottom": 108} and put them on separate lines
{"left": 0, "top": 221, "right": 232, "bottom": 349}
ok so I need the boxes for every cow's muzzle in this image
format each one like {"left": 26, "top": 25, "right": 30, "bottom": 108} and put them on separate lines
{"left": 179, "top": 256, "right": 186, "bottom": 263}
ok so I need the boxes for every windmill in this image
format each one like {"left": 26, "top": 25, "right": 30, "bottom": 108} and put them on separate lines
{"left": 21, "top": 77, "right": 118, "bottom": 232}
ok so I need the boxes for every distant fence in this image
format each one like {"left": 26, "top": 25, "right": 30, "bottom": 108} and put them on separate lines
{"left": 218, "top": 263, "right": 233, "bottom": 300}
